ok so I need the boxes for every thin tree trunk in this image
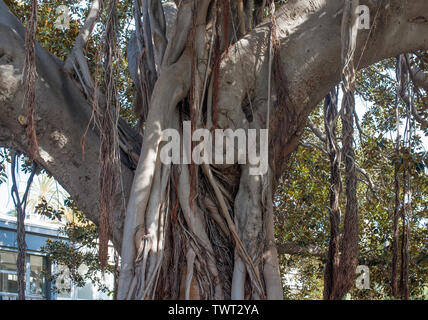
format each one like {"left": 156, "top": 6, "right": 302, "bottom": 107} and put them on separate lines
{"left": 391, "top": 123, "right": 400, "bottom": 298}
{"left": 398, "top": 54, "right": 412, "bottom": 300}
{"left": 391, "top": 56, "right": 402, "bottom": 298}
{"left": 328, "top": 0, "right": 360, "bottom": 300}
{"left": 400, "top": 168, "right": 410, "bottom": 300}
{"left": 323, "top": 89, "right": 341, "bottom": 300}
{"left": 11, "top": 153, "right": 26, "bottom": 300}
{"left": 113, "top": 250, "right": 120, "bottom": 300}
{"left": 10, "top": 152, "right": 37, "bottom": 300}
{"left": 332, "top": 90, "right": 359, "bottom": 300}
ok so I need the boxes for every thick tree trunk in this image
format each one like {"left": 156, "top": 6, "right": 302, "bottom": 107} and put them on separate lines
{"left": 1, "top": 0, "right": 428, "bottom": 299}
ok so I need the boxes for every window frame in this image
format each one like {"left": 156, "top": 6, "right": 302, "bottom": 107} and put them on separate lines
{"left": 0, "top": 249, "right": 49, "bottom": 300}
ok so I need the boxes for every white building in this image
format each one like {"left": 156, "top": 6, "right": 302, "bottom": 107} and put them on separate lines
{"left": 0, "top": 212, "right": 115, "bottom": 300}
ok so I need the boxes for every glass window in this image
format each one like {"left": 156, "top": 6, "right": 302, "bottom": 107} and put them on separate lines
{"left": 57, "top": 287, "right": 72, "bottom": 299}
{"left": 0, "top": 251, "right": 48, "bottom": 297}
{"left": 77, "top": 283, "right": 93, "bottom": 300}
{"left": 0, "top": 251, "right": 17, "bottom": 272}
{"left": 0, "top": 251, "right": 18, "bottom": 294}
{"left": 29, "top": 255, "right": 45, "bottom": 296}
{"left": 0, "top": 273, "right": 18, "bottom": 294}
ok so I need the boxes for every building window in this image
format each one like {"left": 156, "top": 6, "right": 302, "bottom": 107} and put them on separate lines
{"left": 0, "top": 250, "right": 47, "bottom": 299}
{"left": 77, "top": 283, "right": 93, "bottom": 300}
{"left": 0, "top": 251, "right": 18, "bottom": 294}
{"left": 29, "top": 255, "right": 45, "bottom": 296}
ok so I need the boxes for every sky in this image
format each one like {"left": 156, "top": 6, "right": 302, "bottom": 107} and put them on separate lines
{"left": 0, "top": 155, "right": 68, "bottom": 216}
{"left": 0, "top": 158, "right": 29, "bottom": 214}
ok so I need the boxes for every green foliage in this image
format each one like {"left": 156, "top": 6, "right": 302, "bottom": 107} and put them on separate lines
{"left": 35, "top": 198, "right": 65, "bottom": 221}
{"left": 276, "top": 57, "right": 427, "bottom": 300}
{"left": 0, "top": 148, "right": 10, "bottom": 185}
{"left": 40, "top": 198, "right": 115, "bottom": 295}
{"left": 5, "top": 0, "right": 137, "bottom": 124}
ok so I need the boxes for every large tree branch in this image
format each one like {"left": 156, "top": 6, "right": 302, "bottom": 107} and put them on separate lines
{"left": 395, "top": 55, "right": 428, "bottom": 129}
{"left": 0, "top": 1, "right": 134, "bottom": 250}
{"left": 307, "top": 121, "right": 327, "bottom": 144}
{"left": 409, "top": 62, "right": 428, "bottom": 92}
{"left": 216, "top": 0, "right": 428, "bottom": 185}
{"left": 64, "top": 0, "right": 103, "bottom": 90}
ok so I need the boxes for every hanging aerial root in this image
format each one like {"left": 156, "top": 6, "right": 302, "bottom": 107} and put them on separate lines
{"left": 331, "top": 0, "right": 360, "bottom": 300}
{"left": 391, "top": 55, "right": 403, "bottom": 298}
{"left": 268, "top": 1, "right": 298, "bottom": 178}
{"left": 202, "top": 164, "right": 265, "bottom": 298}
{"left": 98, "top": 0, "right": 121, "bottom": 271}
{"left": 212, "top": 0, "right": 232, "bottom": 129}
{"left": 23, "top": 0, "right": 39, "bottom": 161}
{"left": 323, "top": 88, "right": 342, "bottom": 300}
{"left": 270, "top": 2, "right": 292, "bottom": 117}
{"left": 399, "top": 54, "right": 413, "bottom": 300}
{"left": 177, "top": 164, "right": 224, "bottom": 299}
